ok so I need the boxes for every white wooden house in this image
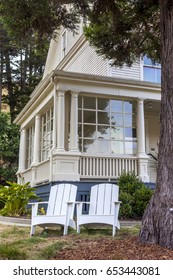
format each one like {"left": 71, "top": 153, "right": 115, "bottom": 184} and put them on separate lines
{"left": 14, "top": 22, "right": 160, "bottom": 199}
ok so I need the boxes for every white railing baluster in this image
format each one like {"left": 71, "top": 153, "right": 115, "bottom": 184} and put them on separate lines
{"left": 79, "top": 156, "right": 139, "bottom": 178}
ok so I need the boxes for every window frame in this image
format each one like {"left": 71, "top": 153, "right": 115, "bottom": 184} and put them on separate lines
{"left": 143, "top": 55, "right": 161, "bottom": 83}
{"left": 26, "top": 124, "right": 35, "bottom": 168}
{"left": 78, "top": 96, "right": 137, "bottom": 155}
{"left": 40, "top": 107, "right": 54, "bottom": 162}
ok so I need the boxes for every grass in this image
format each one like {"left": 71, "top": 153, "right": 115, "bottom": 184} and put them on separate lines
{"left": 0, "top": 224, "right": 140, "bottom": 260}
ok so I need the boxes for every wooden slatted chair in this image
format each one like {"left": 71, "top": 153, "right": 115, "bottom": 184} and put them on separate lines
{"left": 76, "top": 183, "right": 121, "bottom": 236}
{"left": 29, "top": 183, "right": 77, "bottom": 236}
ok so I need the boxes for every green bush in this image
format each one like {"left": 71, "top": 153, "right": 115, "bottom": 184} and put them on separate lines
{"left": 117, "top": 172, "right": 153, "bottom": 219}
{"left": 0, "top": 181, "right": 40, "bottom": 217}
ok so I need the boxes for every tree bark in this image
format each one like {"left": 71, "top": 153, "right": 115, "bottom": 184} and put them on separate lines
{"left": 139, "top": 0, "right": 173, "bottom": 248}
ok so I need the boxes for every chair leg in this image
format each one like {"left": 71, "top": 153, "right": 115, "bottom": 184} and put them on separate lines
{"left": 63, "top": 225, "right": 68, "bottom": 235}
{"left": 112, "top": 225, "right": 117, "bottom": 237}
{"left": 77, "top": 224, "right": 80, "bottom": 234}
{"left": 30, "top": 225, "right": 36, "bottom": 236}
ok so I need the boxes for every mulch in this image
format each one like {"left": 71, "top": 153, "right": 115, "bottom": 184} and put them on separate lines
{"left": 52, "top": 236, "right": 173, "bottom": 260}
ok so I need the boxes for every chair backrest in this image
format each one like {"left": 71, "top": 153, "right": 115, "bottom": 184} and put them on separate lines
{"left": 46, "top": 184, "right": 77, "bottom": 216}
{"left": 89, "top": 183, "right": 119, "bottom": 215}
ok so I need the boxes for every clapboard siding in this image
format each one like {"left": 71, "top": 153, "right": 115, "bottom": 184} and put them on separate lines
{"left": 108, "top": 61, "right": 141, "bottom": 80}
{"left": 64, "top": 42, "right": 108, "bottom": 76}
{"left": 43, "top": 27, "right": 83, "bottom": 78}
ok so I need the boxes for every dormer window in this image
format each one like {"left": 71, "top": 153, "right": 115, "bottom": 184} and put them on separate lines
{"left": 143, "top": 55, "right": 161, "bottom": 83}
{"left": 62, "top": 30, "right": 67, "bottom": 58}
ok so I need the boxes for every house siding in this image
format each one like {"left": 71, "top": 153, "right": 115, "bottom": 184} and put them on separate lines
{"left": 64, "top": 42, "right": 108, "bottom": 76}
{"left": 108, "top": 61, "right": 141, "bottom": 80}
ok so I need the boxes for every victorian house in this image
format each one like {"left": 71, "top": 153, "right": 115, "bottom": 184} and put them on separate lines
{"left": 14, "top": 21, "right": 160, "bottom": 200}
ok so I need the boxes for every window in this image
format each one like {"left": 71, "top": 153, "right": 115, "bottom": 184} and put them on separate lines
{"left": 62, "top": 30, "right": 67, "bottom": 58}
{"left": 143, "top": 55, "right": 161, "bottom": 83}
{"left": 27, "top": 125, "right": 35, "bottom": 168}
{"left": 78, "top": 96, "right": 137, "bottom": 155}
{"left": 41, "top": 107, "right": 53, "bottom": 161}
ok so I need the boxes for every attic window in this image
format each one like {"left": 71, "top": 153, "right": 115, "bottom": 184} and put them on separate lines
{"left": 62, "top": 30, "right": 67, "bottom": 58}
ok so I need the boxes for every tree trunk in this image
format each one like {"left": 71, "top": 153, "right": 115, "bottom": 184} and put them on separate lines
{"left": 139, "top": 0, "right": 173, "bottom": 248}
{"left": 4, "top": 49, "right": 14, "bottom": 121}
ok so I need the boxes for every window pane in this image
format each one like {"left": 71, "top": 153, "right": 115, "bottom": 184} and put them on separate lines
{"left": 111, "top": 127, "right": 124, "bottom": 140}
{"left": 98, "top": 139, "right": 110, "bottom": 153}
{"left": 84, "top": 125, "right": 96, "bottom": 138}
{"left": 78, "top": 124, "right": 82, "bottom": 138}
{"left": 125, "top": 142, "right": 137, "bottom": 154}
{"left": 84, "top": 97, "right": 96, "bottom": 109}
{"left": 111, "top": 100, "right": 123, "bottom": 112}
{"left": 125, "top": 128, "right": 137, "bottom": 139}
{"left": 143, "top": 56, "right": 153, "bottom": 65}
{"left": 111, "top": 113, "right": 123, "bottom": 126}
{"left": 124, "top": 114, "right": 136, "bottom": 126}
{"left": 98, "top": 126, "right": 110, "bottom": 140}
{"left": 78, "top": 110, "right": 82, "bottom": 123}
{"left": 78, "top": 96, "right": 82, "bottom": 108}
{"left": 98, "top": 111, "right": 110, "bottom": 124}
{"left": 98, "top": 98, "right": 109, "bottom": 111}
{"left": 83, "top": 139, "right": 97, "bottom": 153}
{"left": 144, "top": 67, "right": 155, "bottom": 82}
{"left": 124, "top": 101, "right": 135, "bottom": 113}
{"left": 84, "top": 110, "right": 96, "bottom": 123}
{"left": 111, "top": 141, "right": 124, "bottom": 154}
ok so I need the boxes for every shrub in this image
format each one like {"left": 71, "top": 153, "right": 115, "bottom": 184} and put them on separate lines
{"left": 0, "top": 181, "right": 40, "bottom": 217}
{"left": 117, "top": 172, "right": 153, "bottom": 219}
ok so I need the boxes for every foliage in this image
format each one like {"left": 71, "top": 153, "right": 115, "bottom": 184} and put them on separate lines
{"left": 117, "top": 172, "right": 153, "bottom": 219}
{"left": 0, "top": 112, "right": 19, "bottom": 183}
{"left": 0, "top": 19, "right": 49, "bottom": 121}
{"left": 84, "top": 0, "right": 160, "bottom": 67}
{"left": 0, "top": 181, "right": 40, "bottom": 217}
{"left": 0, "top": 0, "right": 89, "bottom": 46}
{"left": 0, "top": 1, "right": 160, "bottom": 67}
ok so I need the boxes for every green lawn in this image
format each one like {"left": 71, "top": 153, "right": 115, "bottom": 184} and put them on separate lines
{"left": 0, "top": 224, "right": 140, "bottom": 260}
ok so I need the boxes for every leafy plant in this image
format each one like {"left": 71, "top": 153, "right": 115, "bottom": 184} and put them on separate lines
{"left": 117, "top": 172, "right": 153, "bottom": 219}
{"left": 0, "top": 181, "right": 40, "bottom": 217}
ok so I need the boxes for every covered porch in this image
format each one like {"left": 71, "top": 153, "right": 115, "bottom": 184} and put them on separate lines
{"left": 15, "top": 71, "right": 160, "bottom": 187}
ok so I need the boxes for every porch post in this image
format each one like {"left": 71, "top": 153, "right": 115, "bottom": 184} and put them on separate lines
{"left": 137, "top": 99, "right": 149, "bottom": 182}
{"left": 18, "top": 128, "right": 27, "bottom": 172}
{"left": 53, "top": 82, "right": 58, "bottom": 149}
{"left": 32, "top": 114, "right": 41, "bottom": 165}
{"left": 57, "top": 90, "right": 65, "bottom": 151}
{"left": 69, "top": 91, "right": 79, "bottom": 152}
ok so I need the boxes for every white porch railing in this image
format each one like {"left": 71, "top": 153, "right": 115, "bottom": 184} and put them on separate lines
{"left": 79, "top": 155, "right": 138, "bottom": 179}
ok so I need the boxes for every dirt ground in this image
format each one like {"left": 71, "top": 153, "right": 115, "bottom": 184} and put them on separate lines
{"left": 52, "top": 236, "right": 173, "bottom": 260}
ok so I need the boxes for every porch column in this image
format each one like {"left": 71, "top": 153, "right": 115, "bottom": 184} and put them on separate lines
{"left": 69, "top": 91, "right": 79, "bottom": 152}
{"left": 53, "top": 83, "right": 58, "bottom": 149}
{"left": 137, "top": 99, "right": 149, "bottom": 182}
{"left": 18, "top": 128, "right": 27, "bottom": 172}
{"left": 57, "top": 90, "right": 65, "bottom": 151}
{"left": 32, "top": 114, "right": 41, "bottom": 165}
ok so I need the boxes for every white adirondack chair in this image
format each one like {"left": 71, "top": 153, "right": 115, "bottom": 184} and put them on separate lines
{"left": 76, "top": 183, "right": 121, "bottom": 236}
{"left": 29, "top": 183, "right": 77, "bottom": 236}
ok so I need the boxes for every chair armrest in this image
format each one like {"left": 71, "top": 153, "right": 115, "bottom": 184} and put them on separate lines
{"left": 29, "top": 201, "right": 49, "bottom": 217}
{"left": 28, "top": 201, "right": 49, "bottom": 205}
{"left": 76, "top": 201, "right": 90, "bottom": 216}
{"left": 112, "top": 201, "right": 121, "bottom": 204}
{"left": 75, "top": 201, "right": 91, "bottom": 205}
